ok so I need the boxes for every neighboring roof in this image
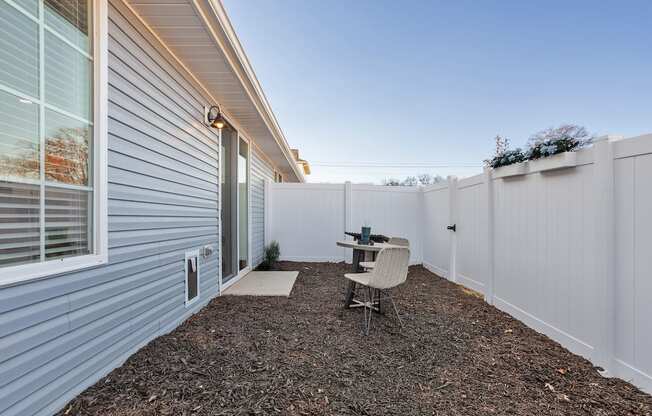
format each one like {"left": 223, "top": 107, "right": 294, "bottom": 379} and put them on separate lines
{"left": 291, "top": 149, "right": 311, "bottom": 175}
{"left": 126, "top": 0, "right": 305, "bottom": 182}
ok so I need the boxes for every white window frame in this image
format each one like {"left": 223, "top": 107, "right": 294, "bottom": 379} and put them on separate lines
{"left": 0, "top": 0, "right": 109, "bottom": 287}
{"left": 184, "top": 249, "right": 201, "bottom": 307}
{"left": 237, "top": 132, "right": 252, "bottom": 279}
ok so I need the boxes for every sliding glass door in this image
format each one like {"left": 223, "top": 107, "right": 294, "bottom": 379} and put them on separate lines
{"left": 220, "top": 126, "right": 250, "bottom": 286}
{"left": 238, "top": 137, "right": 249, "bottom": 271}
{"left": 220, "top": 126, "right": 235, "bottom": 282}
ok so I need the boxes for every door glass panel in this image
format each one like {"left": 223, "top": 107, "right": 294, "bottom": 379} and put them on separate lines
{"left": 238, "top": 138, "right": 248, "bottom": 271}
{"left": 220, "top": 128, "right": 234, "bottom": 281}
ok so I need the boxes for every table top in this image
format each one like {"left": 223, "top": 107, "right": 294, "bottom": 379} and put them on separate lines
{"left": 336, "top": 240, "right": 403, "bottom": 251}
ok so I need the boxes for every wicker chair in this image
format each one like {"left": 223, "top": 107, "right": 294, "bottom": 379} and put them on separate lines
{"left": 359, "top": 237, "right": 409, "bottom": 270}
{"left": 344, "top": 247, "right": 410, "bottom": 335}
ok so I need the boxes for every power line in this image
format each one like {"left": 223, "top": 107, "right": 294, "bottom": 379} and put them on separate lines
{"left": 311, "top": 161, "right": 482, "bottom": 168}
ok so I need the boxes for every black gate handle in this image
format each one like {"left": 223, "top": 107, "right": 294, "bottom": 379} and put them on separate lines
{"left": 447, "top": 224, "right": 456, "bottom": 232}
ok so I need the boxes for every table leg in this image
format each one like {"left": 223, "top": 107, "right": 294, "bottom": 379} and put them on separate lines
{"left": 344, "top": 249, "right": 362, "bottom": 308}
{"left": 345, "top": 249, "right": 383, "bottom": 312}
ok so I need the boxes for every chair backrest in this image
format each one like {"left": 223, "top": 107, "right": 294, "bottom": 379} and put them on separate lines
{"left": 368, "top": 247, "right": 410, "bottom": 289}
{"left": 388, "top": 237, "right": 409, "bottom": 247}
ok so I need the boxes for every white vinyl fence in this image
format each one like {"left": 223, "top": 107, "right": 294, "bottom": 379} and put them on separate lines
{"left": 265, "top": 134, "right": 652, "bottom": 393}
{"left": 265, "top": 183, "right": 422, "bottom": 264}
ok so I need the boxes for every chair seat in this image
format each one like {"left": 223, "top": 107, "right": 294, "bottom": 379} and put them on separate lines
{"left": 344, "top": 272, "right": 373, "bottom": 287}
{"left": 359, "top": 261, "right": 376, "bottom": 270}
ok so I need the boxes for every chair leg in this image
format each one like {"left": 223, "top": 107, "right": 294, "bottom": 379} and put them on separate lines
{"left": 365, "top": 286, "right": 373, "bottom": 335}
{"left": 362, "top": 286, "right": 368, "bottom": 334}
{"left": 386, "top": 290, "right": 404, "bottom": 330}
{"left": 375, "top": 288, "right": 382, "bottom": 314}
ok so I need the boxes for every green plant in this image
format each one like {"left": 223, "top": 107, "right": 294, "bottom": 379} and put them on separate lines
{"left": 524, "top": 125, "right": 591, "bottom": 160}
{"left": 260, "top": 241, "right": 280, "bottom": 271}
{"left": 485, "top": 148, "right": 526, "bottom": 169}
{"left": 484, "top": 125, "right": 592, "bottom": 169}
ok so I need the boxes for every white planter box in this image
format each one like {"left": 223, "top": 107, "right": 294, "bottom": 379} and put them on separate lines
{"left": 528, "top": 151, "right": 577, "bottom": 173}
{"left": 493, "top": 161, "right": 529, "bottom": 178}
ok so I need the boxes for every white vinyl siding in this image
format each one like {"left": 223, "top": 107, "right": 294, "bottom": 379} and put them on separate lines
{"left": 0, "top": 1, "right": 220, "bottom": 415}
{"left": 251, "top": 148, "right": 274, "bottom": 267}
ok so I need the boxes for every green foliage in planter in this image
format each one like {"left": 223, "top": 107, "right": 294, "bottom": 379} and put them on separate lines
{"left": 484, "top": 125, "right": 592, "bottom": 169}
{"left": 259, "top": 241, "right": 281, "bottom": 271}
{"left": 524, "top": 137, "right": 582, "bottom": 160}
{"left": 524, "top": 125, "right": 591, "bottom": 160}
{"left": 485, "top": 148, "right": 526, "bottom": 169}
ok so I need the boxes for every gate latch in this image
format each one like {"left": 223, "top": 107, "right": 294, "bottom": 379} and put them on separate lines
{"left": 447, "top": 224, "right": 456, "bottom": 232}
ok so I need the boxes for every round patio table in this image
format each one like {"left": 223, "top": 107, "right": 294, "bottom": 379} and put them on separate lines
{"left": 336, "top": 240, "right": 403, "bottom": 309}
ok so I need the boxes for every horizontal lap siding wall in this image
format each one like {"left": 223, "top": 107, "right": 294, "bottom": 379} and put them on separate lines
{"left": 251, "top": 149, "right": 274, "bottom": 267}
{"left": 0, "top": 2, "right": 220, "bottom": 415}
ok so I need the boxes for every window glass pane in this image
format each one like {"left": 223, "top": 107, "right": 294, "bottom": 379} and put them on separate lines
{"left": 238, "top": 139, "right": 248, "bottom": 271}
{"left": 45, "top": 109, "right": 91, "bottom": 186}
{"left": 45, "top": 0, "right": 92, "bottom": 54}
{"left": 45, "top": 186, "right": 91, "bottom": 260}
{"left": 186, "top": 257, "right": 198, "bottom": 302}
{"left": 0, "top": 181, "right": 41, "bottom": 267}
{"left": 0, "top": 90, "right": 40, "bottom": 182}
{"left": 45, "top": 31, "right": 92, "bottom": 120}
{"left": 0, "top": 3, "right": 39, "bottom": 97}
{"left": 13, "top": 0, "right": 39, "bottom": 17}
{"left": 0, "top": 0, "right": 95, "bottom": 272}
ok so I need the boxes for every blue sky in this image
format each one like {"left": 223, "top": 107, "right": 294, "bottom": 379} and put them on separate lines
{"left": 223, "top": 0, "right": 652, "bottom": 183}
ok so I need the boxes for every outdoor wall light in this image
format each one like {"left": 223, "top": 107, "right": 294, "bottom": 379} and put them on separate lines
{"left": 205, "top": 105, "right": 226, "bottom": 129}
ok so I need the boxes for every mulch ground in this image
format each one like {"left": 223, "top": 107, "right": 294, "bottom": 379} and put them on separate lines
{"left": 59, "top": 262, "right": 652, "bottom": 416}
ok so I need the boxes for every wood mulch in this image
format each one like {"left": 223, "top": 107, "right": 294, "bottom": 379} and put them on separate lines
{"left": 59, "top": 262, "right": 652, "bottom": 416}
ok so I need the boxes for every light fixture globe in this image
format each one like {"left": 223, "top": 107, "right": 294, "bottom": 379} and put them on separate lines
{"left": 205, "top": 105, "right": 226, "bottom": 129}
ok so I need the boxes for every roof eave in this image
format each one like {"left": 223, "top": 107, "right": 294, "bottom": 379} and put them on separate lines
{"left": 196, "top": 0, "right": 305, "bottom": 182}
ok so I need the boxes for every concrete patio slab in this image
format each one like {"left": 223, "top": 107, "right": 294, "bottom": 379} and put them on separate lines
{"left": 223, "top": 271, "right": 299, "bottom": 296}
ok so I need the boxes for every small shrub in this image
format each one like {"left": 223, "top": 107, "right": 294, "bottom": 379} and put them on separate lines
{"left": 485, "top": 148, "right": 526, "bottom": 169}
{"left": 260, "top": 241, "right": 280, "bottom": 271}
{"left": 484, "top": 125, "right": 593, "bottom": 169}
{"left": 524, "top": 137, "right": 579, "bottom": 160}
{"left": 525, "top": 124, "right": 592, "bottom": 160}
